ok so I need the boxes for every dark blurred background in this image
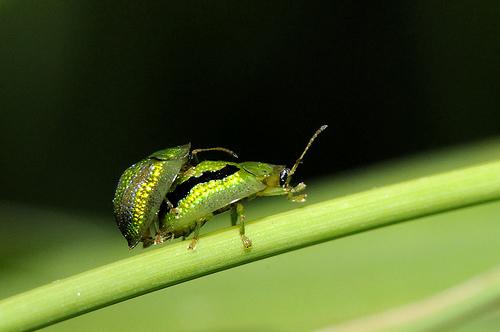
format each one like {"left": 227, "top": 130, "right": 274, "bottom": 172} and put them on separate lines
{"left": 1, "top": 1, "right": 499, "bottom": 214}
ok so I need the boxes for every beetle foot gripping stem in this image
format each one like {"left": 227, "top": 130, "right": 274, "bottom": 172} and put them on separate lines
{"left": 187, "top": 219, "right": 204, "bottom": 250}
{"left": 187, "top": 238, "right": 198, "bottom": 250}
{"left": 241, "top": 235, "right": 252, "bottom": 249}
{"left": 289, "top": 194, "right": 307, "bottom": 203}
{"left": 232, "top": 203, "right": 252, "bottom": 249}
{"left": 141, "top": 237, "right": 155, "bottom": 248}
{"left": 287, "top": 182, "right": 307, "bottom": 203}
{"left": 154, "top": 233, "right": 165, "bottom": 245}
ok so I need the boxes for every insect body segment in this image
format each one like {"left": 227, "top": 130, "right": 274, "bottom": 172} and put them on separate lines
{"left": 113, "top": 144, "right": 190, "bottom": 249}
{"left": 158, "top": 161, "right": 267, "bottom": 241}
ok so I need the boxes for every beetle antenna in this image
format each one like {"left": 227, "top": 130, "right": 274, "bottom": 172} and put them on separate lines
{"left": 285, "top": 125, "right": 328, "bottom": 186}
{"left": 191, "top": 147, "right": 238, "bottom": 164}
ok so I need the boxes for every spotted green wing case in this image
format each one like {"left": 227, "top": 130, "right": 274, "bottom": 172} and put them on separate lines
{"left": 113, "top": 144, "right": 190, "bottom": 248}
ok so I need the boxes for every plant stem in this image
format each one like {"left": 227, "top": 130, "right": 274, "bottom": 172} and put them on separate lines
{"left": 2, "top": 160, "right": 500, "bottom": 331}
{"left": 321, "top": 266, "right": 500, "bottom": 332}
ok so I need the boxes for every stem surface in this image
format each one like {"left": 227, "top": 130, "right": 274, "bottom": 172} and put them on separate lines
{"left": 322, "top": 266, "right": 500, "bottom": 332}
{"left": 2, "top": 160, "right": 500, "bottom": 331}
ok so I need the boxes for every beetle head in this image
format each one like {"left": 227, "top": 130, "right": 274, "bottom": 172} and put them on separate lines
{"left": 256, "top": 125, "right": 327, "bottom": 201}
{"left": 239, "top": 162, "right": 285, "bottom": 186}
{"left": 239, "top": 161, "right": 299, "bottom": 199}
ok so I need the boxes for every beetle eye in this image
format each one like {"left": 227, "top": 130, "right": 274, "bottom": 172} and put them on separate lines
{"left": 279, "top": 168, "right": 290, "bottom": 187}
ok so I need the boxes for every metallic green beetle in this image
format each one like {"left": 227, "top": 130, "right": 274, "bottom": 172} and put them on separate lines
{"left": 113, "top": 144, "right": 191, "bottom": 248}
{"left": 114, "top": 125, "right": 327, "bottom": 249}
{"left": 152, "top": 125, "right": 326, "bottom": 250}
{"left": 113, "top": 143, "right": 238, "bottom": 248}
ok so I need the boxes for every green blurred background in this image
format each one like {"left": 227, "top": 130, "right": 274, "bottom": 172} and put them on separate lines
{"left": 1, "top": 1, "right": 500, "bottom": 331}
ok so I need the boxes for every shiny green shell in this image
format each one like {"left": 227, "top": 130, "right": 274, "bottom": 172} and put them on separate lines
{"left": 159, "top": 160, "right": 269, "bottom": 237}
{"left": 113, "top": 144, "right": 190, "bottom": 248}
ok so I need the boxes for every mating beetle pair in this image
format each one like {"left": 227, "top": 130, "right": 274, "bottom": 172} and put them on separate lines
{"left": 113, "top": 125, "right": 327, "bottom": 250}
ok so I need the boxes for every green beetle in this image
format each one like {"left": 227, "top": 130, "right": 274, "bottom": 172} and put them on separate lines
{"left": 151, "top": 125, "right": 327, "bottom": 250}
{"left": 112, "top": 144, "right": 191, "bottom": 248}
{"left": 114, "top": 125, "right": 327, "bottom": 249}
{"left": 113, "top": 143, "right": 239, "bottom": 248}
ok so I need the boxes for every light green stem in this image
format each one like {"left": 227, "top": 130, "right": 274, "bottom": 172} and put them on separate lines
{"left": 323, "top": 266, "right": 500, "bottom": 332}
{"left": 2, "top": 160, "right": 500, "bottom": 331}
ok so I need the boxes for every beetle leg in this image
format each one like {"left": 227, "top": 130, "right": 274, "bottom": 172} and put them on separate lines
{"left": 163, "top": 198, "right": 179, "bottom": 215}
{"left": 188, "top": 219, "right": 204, "bottom": 250}
{"left": 287, "top": 182, "right": 307, "bottom": 202}
{"left": 141, "top": 236, "right": 155, "bottom": 248}
{"left": 141, "top": 220, "right": 159, "bottom": 248}
{"left": 232, "top": 203, "right": 252, "bottom": 249}
{"left": 291, "top": 182, "right": 307, "bottom": 193}
{"left": 165, "top": 197, "right": 174, "bottom": 210}
{"left": 230, "top": 204, "right": 238, "bottom": 227}
{"left": 164, "top": 198, "right": 174, "bottom": 210}
{"left": 288, "top": 192, "right": 307, "bottom": 202}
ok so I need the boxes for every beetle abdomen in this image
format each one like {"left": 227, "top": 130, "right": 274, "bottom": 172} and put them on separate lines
{"left": 167, "top": 164, "right": 240, "bottom": 207}
{"left": 113, "top": 160, "right": 166, "bottom": 248}
{"left": 113, "top": 144, "right": 191, "bottom": 248}
{"left": 161, "top": 164, "right": 266, "bottom": 235}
